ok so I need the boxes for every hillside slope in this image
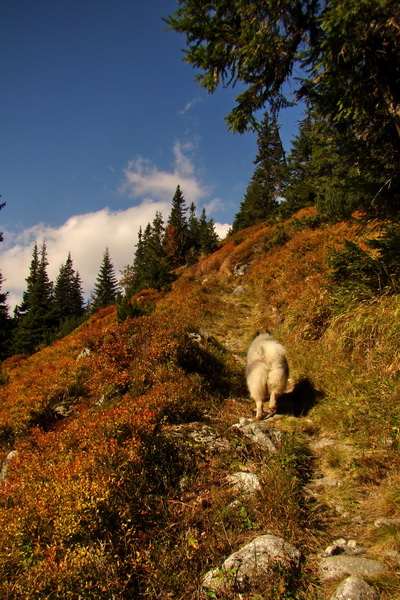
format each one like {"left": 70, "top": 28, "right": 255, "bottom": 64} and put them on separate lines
{"left": 0, "top": 208, "right": 399, "bottom": 599}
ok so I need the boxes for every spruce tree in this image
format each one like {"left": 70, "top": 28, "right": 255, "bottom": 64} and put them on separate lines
{"left": 92, "top": 248, "right": 119, "bottom": 311}
{"left": 187, "top": 202, "right": 199, "bottom": 247}
{"left": 283, "top": 113, "right": 317, "bottom": 214}
{"left": 198, "top": 208, "right": 219, "bottom": 254}
{"left": 184, "top": 202, "right": 201, "bottom": 264}
{"left": 130, "top": 213, "right": 174, "bottom": 292}
{"left": 131, "top": 224, "right": 152, "bottom": 292}
{"left": 231, "top": 115, "right": 285, "bottom": 234}
{"left": 168, "top": 0, "right": 400, "bottom": 219}
{"left": 164, "top": 185, "right": 189, "bottom": 267}
{"left": 0, "top": 200, "right": 13, "bottom": 359}
{"left": 231, "top": 179, "right": 267, "bottom": 234}
{"left": 53, "top": 253, "right": 85, "bottom": 331}
{"left": 14, "top": 242, "right": 40, "bottom": 320}
{"left": 147, "top": 211, "right": 174, "bottom": 289}
{"left": 254, "top": 114, "right": 287, "bottom": 195}
{"left": 0, "top": 272, "right": 12, "bottom": 360}
{"left": 13, "top": 242, "right": 55, "bottom": 354}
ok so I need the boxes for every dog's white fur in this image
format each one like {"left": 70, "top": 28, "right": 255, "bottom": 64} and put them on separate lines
{"left": 246, "top": 330, "right": 289, "bottom": 420}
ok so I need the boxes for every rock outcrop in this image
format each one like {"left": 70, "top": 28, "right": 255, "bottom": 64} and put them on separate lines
{"left": 202, "top": 534, "right": 302, "bottom": 596}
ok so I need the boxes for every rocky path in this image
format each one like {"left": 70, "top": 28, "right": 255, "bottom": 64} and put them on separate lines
{"left": 187, "top": 280, "right": 393, "bottom": 599}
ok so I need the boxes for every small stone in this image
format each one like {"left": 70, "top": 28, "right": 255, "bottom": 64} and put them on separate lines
{"left": 227, "top": 472, "right": 262, "bottom": 494}
{"left": 321, "top": 555, "right": 385, "bottom": 581}
{"left": 311, "top": 438, "right": 336, "bottom": 451}
{"left": 347, "top": 540, "right": 364, "bottom": 555}
{"left": 233, "top": 263, "right": 250, "bottom": 276}
{"left": 374, "top": 517, "right": 400, "bottom": 528}
{"left": 330, "top": 575, "right": 378, "bottom": 600}
{"left": 386, "top": 550, "right": 400, "bottom": 563}
{"left": 233, "top": 285, "right": 246, "bottom": 294}
{"left": 333, "top": 538, "right": 347, "bottom": 547}
{"left": 77, "top": 348, "right": 92, "bottom": 360}
{"left": 324, "top": 545, "right": 345, "bottom": 557}
{"left": 310, "top": 477, "right": 342, "bottom": 488}
{"left": 352, "top": 515, "right": 363, "bottom": 525}
{"left": 231, "top": 419, "right": 285, "bottom": 453}
{"left": 0, "top": 450, "right": 18, "bottom": 482}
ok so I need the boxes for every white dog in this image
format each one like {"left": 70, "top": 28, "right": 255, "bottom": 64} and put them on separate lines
{"left": 246, "top": 330, "right": 289, "bottom": 420}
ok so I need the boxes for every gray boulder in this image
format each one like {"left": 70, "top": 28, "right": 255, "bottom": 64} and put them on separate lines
{"left": 76, "top": 348, "right": 92, "bottom": 360}
{"left": 321, "top": 555, "right": 385, "bottom": 581}
{"left": 227, "top": 472, "right": 262, "bottom": 495}
{"left": 168, "top": 423, "right": 231, "bottom": 455}
{"left": 233, "top": 263, "right": 250, "bottom": 276}
{"left": 232, "top": 418, "right": 285, "bottom": 453}
{"left": 202, "top": 534, "right": 302, "bottom": 595}
{"left": 0, "top": 450, "right": 18, "bottom": 483}
{"left": 374, "top": 517, "right": 400, "bottom": 528}
{"left": 330, "top": 576, "right": 378, "bottom": 600}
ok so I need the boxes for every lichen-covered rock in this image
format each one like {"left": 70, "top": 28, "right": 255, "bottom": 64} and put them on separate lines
{"left": 232, "top": 418, "right": 285, "bottom": 453}
{"left": 227, "top": 471, "right": 261, "bottom": 494}
{"left": 320, "top": 555, "right": 385, "bottom": 581}
{"left": 330, "top": 576, "right": 378, "bottom": 600}
{"left": 233, "top": 263, "right": 250, "bottom": 276}
{"left": 167, "top": 423, "right": 231, "bottom": 455}
{"left": 0, "top": 450, "right": 18, "bottom": 483}
{"left": 202, "top": 534, "right": 302, "bottom": 595}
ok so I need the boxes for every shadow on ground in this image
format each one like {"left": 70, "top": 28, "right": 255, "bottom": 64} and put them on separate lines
{"left": 277, "top": 377, "right": 324, "bottom": 417}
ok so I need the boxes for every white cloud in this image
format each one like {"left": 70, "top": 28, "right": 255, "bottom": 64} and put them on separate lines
{"left": 1, "top": 204, "right": 231, "bottom": 312}
{"left": 119, "top": 141, "right": 210, "bottom": 204}
{"left": 178, "top": 97, "right": 204, "bottom": 115}
{"left": 203, "top": 197, "right": 225, "bottom": 215}
{"left": 1, "top": 202, "right": 169, "bottom": 311}
{"left": 214, "top": 222, "right": 231, "bottom": 239}
{"left": 1, "top": 143, "right": 231, "bottom": 312}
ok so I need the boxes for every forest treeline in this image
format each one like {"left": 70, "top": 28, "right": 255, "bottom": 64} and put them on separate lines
{"left": 0, "top": 187, "right": 219, "bottom": 357}
{"left": 1, "top": 0, "right": 399, "bottom": 357}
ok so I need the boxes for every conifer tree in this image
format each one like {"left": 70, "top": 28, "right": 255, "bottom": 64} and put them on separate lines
{"left": 231, "top": 179, "right": 267, "bottom": 234}
{"left": 283, "top": 108, "right": 395, "bottom": 221}
{"left": 128, "top": 226, "right": 145, "bottom": 293}
{"left": 184, "top": 202, "right": 201, "bottom": 264}
{"left": 127, "top": 194, "right": 219, "bottom": 293}
{"left": 130, "top": 213, "right": 174, "bottom": 292}
{"left": 53, "top": 253, "right": 85, "bottom": 329}
{"left": 283, "top": 113, "right": 317, "bottom": 214}
{"left": 168, "top": 0, "right": 400, "bottom": 219}
{"left": 0, "top": 200, "right": 13, "bottom": 359}
{"left": 147, "top": 211, "right": 174, "bottom": 289}
{"left": 164, "top": 185, "right": 189, "bottom": 267}
{"left": 14, "top": 242, "right": 40, "bottom": 320}
{"left": 231, "top": 115, "right": 285, "bottom": 234}
{"left": 13, "top": 242, "right": 55, "bottom": 354}
{"left": 254, "top": 114, "right": 287, "bottom": 195}
{"left": 132, "top": 224, "right": 152, "bottom": 292}
{"left": 198, "top": 208, "right": 219, "bottom": 254}
{"left": 92, "top": 248, "right": 119, "bottom": 312}
{"left": 0, "top": 272, "right": 12, "bottom": 360}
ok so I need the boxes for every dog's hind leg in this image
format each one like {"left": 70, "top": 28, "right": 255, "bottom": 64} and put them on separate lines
{"left": 255, "top": 398, "right": 264, "bottom": 420}
{"left": 264, "top": 391, "right": 278, "bottom": 419}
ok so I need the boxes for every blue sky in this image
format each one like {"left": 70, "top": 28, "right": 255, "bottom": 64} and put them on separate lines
{"left": 0, "top": 0, "right": 304, "bottom": 310}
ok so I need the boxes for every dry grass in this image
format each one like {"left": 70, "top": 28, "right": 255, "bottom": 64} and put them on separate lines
{"left": 0, "top": 210, "right": 399, "bottom": 599}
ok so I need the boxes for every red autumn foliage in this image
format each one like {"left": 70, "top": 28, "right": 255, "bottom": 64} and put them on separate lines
{"left": 0, "top": 208, "right": 382, "bottom": 599}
